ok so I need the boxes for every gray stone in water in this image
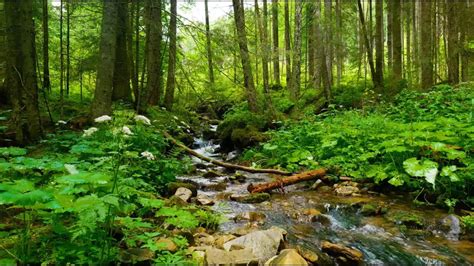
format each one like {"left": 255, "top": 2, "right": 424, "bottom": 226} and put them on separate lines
{"left": 265, "top": 249, "right": 308, "bottom": 265}
{"left": 196, "top": 194, "right": 214, "bottom": 206}
{"left": 174, "top": 187, "right": 192, "bottom": 202}
{"left": 231, "top": 193, "right": 271, "bottom": 203}
{"left": 440, "top": 214, "right": 461, "bottom": 241}
{"left": 205, "top": 247, "right": 258, "bottom": 265}
{"left": 223, "top": 226, "right": 287, "bottom": 262}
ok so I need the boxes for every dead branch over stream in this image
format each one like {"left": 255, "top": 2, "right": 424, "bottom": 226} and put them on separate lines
{"left": 163, "top": 131, "right": 292, "bottom": 176}
{"left": 247, "top": 168, "right": 327, "bottom": 193}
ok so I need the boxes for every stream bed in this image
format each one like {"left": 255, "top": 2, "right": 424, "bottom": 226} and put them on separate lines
{"left": 178, "top": 136, "right": 474, "bottom": 265}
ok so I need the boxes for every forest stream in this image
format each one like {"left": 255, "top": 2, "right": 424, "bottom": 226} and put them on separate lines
{"left": 177, "top": 126, "right": 474, "bottom": 265}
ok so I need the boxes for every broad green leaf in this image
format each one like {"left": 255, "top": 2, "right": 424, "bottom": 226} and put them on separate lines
{"left": 0, "top": 147, "right": 27, "bottom": 157}
{"left": 441, "top": 165, "right": 459, "bottom": 182}
{"left": 403, "top": 158, "right": 438, "bottom": 189}
{"left": 388, "top": 176, "right": 404, "bottom": 186}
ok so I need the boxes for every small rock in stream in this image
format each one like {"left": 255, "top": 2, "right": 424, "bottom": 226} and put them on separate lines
{"left": 265, "top": 249, "right": 308, "bottom": 265}
{"left": 296, "top": 245, "right": 319, "bottom": 263}
{"left": 334, "top": 186, "right": 360, "bottom": 196}
{"left": 321, "top": 241, "right": 363, "bottom": 263}
{"left": 174, "top": 187, "right": 193, "bottom": 202}
{"left": 167, "top": 182, "right": 198, "bottom": 197}
{"left": 196, "top": 194, "right": 214, "bottom": 206}
{"left": 231, "top": 193, "right": 271, "bottom": 203}
{"left": 234, "top": 211, "right": 266, "bottom": 222}
{"left": 202, "top": 170, "right": 224, "bottom": 178}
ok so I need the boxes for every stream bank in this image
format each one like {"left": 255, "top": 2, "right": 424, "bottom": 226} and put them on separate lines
{"left": 173, "top": 130, "right": 474, "bottom": 265}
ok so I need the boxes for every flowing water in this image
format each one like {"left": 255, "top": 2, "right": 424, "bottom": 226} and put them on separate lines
{"left": 179, "top": 134, "right": 474, "bottom": 265}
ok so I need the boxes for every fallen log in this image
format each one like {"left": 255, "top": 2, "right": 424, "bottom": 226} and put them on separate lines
{"left": 247, "top": 168, "right": 327, "bottom": 193}
{"left": 163, "top": 131, "right": 292, "bottom": 176}
{"left": 321, "top": 241, "right": 363, "bottom": 262}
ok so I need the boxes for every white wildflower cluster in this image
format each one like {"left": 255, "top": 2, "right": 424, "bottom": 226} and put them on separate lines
{"left": 141, "top": 151, "right": 155, "bottom": 160}
{"left": 83, "top": 127, "right": 98, "bottom": 137}
{"left": 122, "top": 126, "right": 133, "bottom": 136}
{"left": 56, "top": 120, "right": 68, "bottom": 126}
{"left": 134, "top": 115, "right": 151, "bottom": 125}
{"left": 94, "top": 115, "right": 112, "bottom": 123}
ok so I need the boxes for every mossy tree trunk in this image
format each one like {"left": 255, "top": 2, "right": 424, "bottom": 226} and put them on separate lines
{"left": 145, "top": 0, "right": 162, "bottom": 108}
{"left": 5, "top": 0, "right": 42, "bottom": 144}
{"left": 112, "top": 0, "right": 132, "bottom": 102}
{"left": 164, "top": 0, "right": 177, "bottom": 111}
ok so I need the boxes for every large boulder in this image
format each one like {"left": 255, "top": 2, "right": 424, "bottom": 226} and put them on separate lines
{"left": 265, "top": 249, "right": 308, "bottom": 265}
{"left": 205, "top": 247, "right": 258, "bottom": 265}
{"left": 223, "top": 226, "right": 287, "bottom": 262}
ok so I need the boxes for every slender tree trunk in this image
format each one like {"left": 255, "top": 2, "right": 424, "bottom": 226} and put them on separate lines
{"left": 91, "top": 0, "right": 118, "bottom": 117}
{"left": 357, "top": 0, "right": 378, "bottom": 89}
{"left": 447, "top": 1, "right": 459, "bottom": 84}
{"left": 335, "top": 0, "right": 342, "bottom": 86}
{"left": 204, "top": 0, "right": 214, "bottom": 84}
{"left": 271, "top": 0, "right": 280, "bottom": 85}
{"left": 375, "top": 0, "right": 384, "bottom": 93}
{"left": 66, "top": 0, "right": 70, "bottom": 97}
{"left": 324, "top": 0, "right": 333, "bottom": 85}
{"left": 289, "top": 0, "right": 302, "bottom": 101}
{"left": 311, "top": 0, "right": 322, "bottom": 89}
{"left": 387, "top": 0, "right": 393, "bottom": 68}
{"left": 420, "top": 0, "right": 433, "bottom": 90}
{"left": 5, "top": 0, "right": 42, "bottom": 144}
{"left": 405, "top": 0, "right": 411, "bottom": 84}
{"left": 42, "top": 0, "right": 51, "bottom": 92}
{"left": 129, "top": 0, "right": 139, "bottom": 102}
{"left": 232, "top": 0, "right": 258, "bottom": 112}
{"left": 164, "top": 0, "right": 177, "bottom": 111}
{"left": 144, "top": 0, "right": 162, "bottom": 108}
{"left": 60, "top": 0, "right": 64, "bottom": 118}
{"left": 112, "top": 0, "right": 132, "bottom": 101}
{"left": 284, "top": 0, "right": 291, "bottom": 86}
{"left": 307, "top": 2, "right": 315, "bottom": 87}
{"left": 256, "top": 0, "right": 274, "bottom": 113}
{"left": 460, "top": 0, "right": 469, "bottom": 82}
{"left": 392, "top": 0, "right": 402, "bottom": 82}
{"left": 412, "top": 0, "right": 418, "bottom": 84}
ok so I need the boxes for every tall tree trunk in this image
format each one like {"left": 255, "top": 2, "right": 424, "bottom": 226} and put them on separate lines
{"left": 405, "top": 0, "right": 412, "bottom": 84}
{"left": 271, "top": 0, "right": 280, "bottom": 85}
{"left": 164, "top": 0, "right": 177, "bottom": 111}
{"left": 232, "top": 0, "right": 258, "bottom": 112}
{"left": 66, "top": 0, "right": 70, "bottom": 97}
{"left": 128, "top": 0, "right": 139, "bottom": 102}
{"left": 392, "top": 0, "right": 402, "bottom": 82}
{"left": 319, "top": 0, "right": 331, "bottom": 102}
{"left": 311, "top": 0, "right": 322, "bottom": 90}
{"left": 412, "top": 0, "right": 418, "bottom": 84}
{"left": 324, "top": 0, "right": 333, "bottom": 85}
{"left": 256, "top": 0, "right": 274, "bottom": 113}
{"left": 144, "top": 0, "right": 162, "bottom": 108}
{"left": 307, "top": 2, "right": 315, "bottom": 87}
{"left": 91, "top": 0, "right": 118, "bottom": 118}
{"left": 387, "top": 0, "right": 393, "bottom": 68}
{"left": 204, "top": 0, "right": 214, "bottom": 84}
{"left": 357, "top": 0, "right": 378, "bottom": 90}
{"left": 420, "top": 0, "right": 433, "bottom": 90}
{"left": 112, "top": 1, "right": 132, "bottom": 101}
{"left": 60, "top": 0, "right": 64, "bottom": 118}
{"left": 335, "top": 0, "right": 342, "bottom": 86}
{"left": 460, "top": 0, "right": 469, "bottom": 82}
{"left": 5, "top": 0, "right": 42, "bottom": 144}
{"left": 289, "top": 0, "right": 302, "bottom": 101}
{"left": 0, "top": 0, "right": 7, "bottom": 105}
{"left": 42, "top": 0, "right": 50, "bottom": 92}
{"left": 447, "top": 1, "right": 459, "bottom": 84}
{"left": 375, "top": 0, "right": 384, "bottom": 93}
{"left": 284, "top": 0, "right": 291, "bottom": 86}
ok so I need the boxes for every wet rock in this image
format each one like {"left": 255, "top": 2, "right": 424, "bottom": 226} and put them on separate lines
{"left": 223, "top": 226, "right": 287, "bottom": 262}
{"left": 303, "top": 208, "right": 322, "bottom": 216}
{"left": 167, "top": 182, "right": 198, "bottom": 197}
{"left": 203, "top": 170, "right": 224, "bottom": 178}
{"left": 234, "top": 211, "right": 267, "bottom": 222}
{"left": 165, "top": 195, "right": 188, "bottom": 207}
{"left": 192, "top": 250, "right": 206, "bottom": 265}
{"left": 296, "top": 245, "right": 319, "bottom": 263}
{"left": 215, "top": 234, "right": 237, "bottom": 249}
{"left": 231, "top": 225, "right": 259, "bottom": 236}
{"left": 155, "top": 238, "right": 178, "bottom": 252}
{"left": 390, "top": 211, "right": 424, "bottom": 228}
{"left": 360, "top": 204, "right": 377, "bottom": 216}
{"left": 321, "top": 241, "right": 363, "bottom": 263}
{"left": 231, "top": 193, "right": 271, "bottom": 203}
{"left": 265, "top": 249, "right": 308, "bottom": 265}
{"left": 196, "top": 194, "right": 214, "bottom": 206}
{"left": 195, "top": 233, "right": 215, "bottom": 246}
{"left": 215, "top": 192, "right": 233, "bottom": 200}
{"left": 174, "top": 187, "right": 193, "bottom": 202}
{"left": 437, "top": 214, "right": 461, "bottom": 241}
{"left": 205, "top": 247, "right": 258, "bottom": 265}
{"left": 204, "top": 182, "right": 228, "bottom": 191}
{"left": 311, "top": 214, "right": 332, "bottom": 226}
{"left": 335, "top": 186, "right": 360, "bottom": 196}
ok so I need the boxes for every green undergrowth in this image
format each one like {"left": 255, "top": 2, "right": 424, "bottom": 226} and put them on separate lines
{"left": 0, "top": 109, "right": 219, "bottom": 264}
{"left": 243, "top": 84, "right": 474, "bottom": 209}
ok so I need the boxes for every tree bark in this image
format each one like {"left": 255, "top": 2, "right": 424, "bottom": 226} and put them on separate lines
{"left": 447, "top": 1, "right": 459, "bottom": 84}
{"left": 335, "top": 0, "right": 342, "bottom": 86}
{"left": 144, "top": 0, "right": 162, "bottom": 108}
{"left": 374, "top": 0, "right": 384, "bottom": 93}
{"left": 164, "top": 0, "right": 177, "bottom": 111}
{"left": 387, "top": 0, "right": 393, "bottom": 68}
{"left": 420, "top": 0, "right": 433, "bottom": 90}
{"left": 113, "top": 0, "right": 132, "bottom": 101}
{"left": 284, "top": 0, "right": 291, "bottom": 86}
{"left": 91, "top": 0, "right": 118, "bottom": 118}
{"left": 289, "top": 0, "right": 303, "bottom": 101}
{"left": 392, "top": 0, "right": 402, "bottom": 82}
{"left": 42, "top": 0, "right": 51, "bottom": 92}
{"left": 324, "top": 0, "right": 333, "bottom": 86}
{"left": 271, "top": 0, "right": 280, "bottom": 85}
{"left": 204, "top": 0, "right": 214, "bottom": 84}
{"left": 232, "top": 0, "right": 259, "bottom": 113}
{"left": 247, "top": 168, "right": 327, "bottom": 193}
{"left": 357, "top": 0, "right": 378, "bottom": 90}
{"left": 128, "top": 0, "right": 139, "bottom": 102}
{"left": 66, "top": 0, "right": 70, "bottom": 97}
{"left": 5, "top": 0, "right": 42, "bottom": 144}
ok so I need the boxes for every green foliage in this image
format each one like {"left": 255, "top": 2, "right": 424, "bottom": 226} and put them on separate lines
{"left": 461, "top": 215, "right": 474, "bottom": 231}
{"left": 244, "top": 85, "right": 474, "bottom": 207}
